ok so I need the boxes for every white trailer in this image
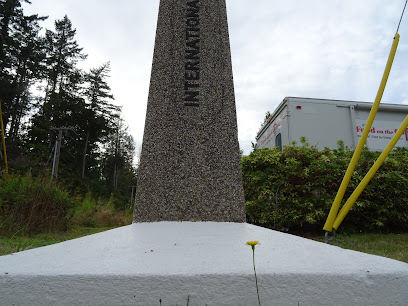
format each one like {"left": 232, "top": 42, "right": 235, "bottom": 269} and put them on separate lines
{"left": 256, "top": 97, "right": 408, "bottom": 151}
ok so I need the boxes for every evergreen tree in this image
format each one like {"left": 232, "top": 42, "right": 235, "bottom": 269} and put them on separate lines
{"left": 101, "top": 119, "right": 137, "bottom": 209}
{"left": 27, "top": 15, "right": 87, "bottom": 176}
{"left": 82, "top": 62, "right": 119, "bottom": 180}
{"left": 0, "top": 7, "right": 137, "bottom": 207}
{"left": 0, "top": 0, "right": 46, "bottom": 154}
{"left": 7, "top": 13, "right": 47, "bottom": 141}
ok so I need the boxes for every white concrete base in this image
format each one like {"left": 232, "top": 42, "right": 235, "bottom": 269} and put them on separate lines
{"left": 1, "top": 222, "right": 408, "bottom": 305}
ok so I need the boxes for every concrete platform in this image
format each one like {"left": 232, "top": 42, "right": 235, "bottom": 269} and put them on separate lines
{"left": 1, "top": 222, "right": 408, "bottom": 305}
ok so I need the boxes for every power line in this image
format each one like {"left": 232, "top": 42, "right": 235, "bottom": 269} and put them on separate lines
{"left": 396, "top": 0, "right": 408, "bottom": 34}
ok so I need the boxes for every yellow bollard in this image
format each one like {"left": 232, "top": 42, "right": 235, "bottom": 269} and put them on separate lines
{"left": 323, "top": 34, "right": 400, "bottom": 232}
{"left": 333, "top": 114, "right": 408, "bottom": 230}
{"left": 0, "top": 100, "right": 8, "bottom": 174}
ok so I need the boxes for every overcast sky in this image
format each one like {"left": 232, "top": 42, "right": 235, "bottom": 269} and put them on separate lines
{"left": 23, "top": 0, "right": 408, "bottom": 156}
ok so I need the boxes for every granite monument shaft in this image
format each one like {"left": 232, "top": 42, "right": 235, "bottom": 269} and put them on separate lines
{"left": 133, "top": 0, "right": 246, "bottom": 222}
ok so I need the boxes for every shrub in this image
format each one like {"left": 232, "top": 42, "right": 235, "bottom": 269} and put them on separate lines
{"left": 242, "top": 140, "right": 408, "bottom": 234}
{"left": 0, "top": 173, "right": 74, "bottom": 235}
{"left": 70, "top": 193, "right": 131, "bottom": 228}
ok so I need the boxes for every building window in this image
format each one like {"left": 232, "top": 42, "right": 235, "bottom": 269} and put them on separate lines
{"left": 275, "top": 133, "right": 282, "bottom": 151}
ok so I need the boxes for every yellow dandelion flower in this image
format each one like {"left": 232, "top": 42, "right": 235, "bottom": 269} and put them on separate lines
{"left": 246, "top": 241, "right": 259, "bottom": 247}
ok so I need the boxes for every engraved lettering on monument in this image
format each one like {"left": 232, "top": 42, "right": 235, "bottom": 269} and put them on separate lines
{"left": 133, "top": 0, "right": 246, "bottom": 222}
{"left": 184, "top": 0, "right": 201, "bottom": 107}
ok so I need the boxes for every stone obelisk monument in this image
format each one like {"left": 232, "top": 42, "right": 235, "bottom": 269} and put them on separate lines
{"left": 134, "top": 0, "right": 245, "bottom": 222}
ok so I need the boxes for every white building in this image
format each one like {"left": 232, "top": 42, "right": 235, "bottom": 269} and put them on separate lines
{"left": 256, "top": 97, "right": 408, "bottom": 151}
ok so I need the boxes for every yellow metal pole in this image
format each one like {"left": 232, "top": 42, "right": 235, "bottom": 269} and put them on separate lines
{"left": 333, "top": 114, "right": 408, "bottom": 230}
{"left": 323, "top": 34, "right": 400, "bottom": 232}
{"left": 0, "top": 100, "right": 8, "bottom": 174}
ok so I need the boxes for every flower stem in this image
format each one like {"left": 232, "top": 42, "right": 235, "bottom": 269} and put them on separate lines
{"left": 252, "top": 248, "right": 261, "bottom": 306}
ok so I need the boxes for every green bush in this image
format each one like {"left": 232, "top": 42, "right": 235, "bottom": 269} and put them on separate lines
{"left": 70, "top": 193, "right": 131, "bottom": 228}
{"left": 242, "top": 140, "right": 408, "bottom": 234}
{"left": 0, "top": 173, "right": 75, "bottom": 235}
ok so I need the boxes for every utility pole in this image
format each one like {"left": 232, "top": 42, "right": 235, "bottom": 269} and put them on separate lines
{"left": 53, "top": 129, "right": 63, "bottom": 180}
{"left": 113, "top": 123, "right": 120, "bottom": 189}
{"left": 51, "top": 138, "right": 58, "bottom": 179}
{"left": 50, "top": 127, "right": 74, "bottom": 180}
{"left": 0, "top": 100, "right": 8, "bottom": 174}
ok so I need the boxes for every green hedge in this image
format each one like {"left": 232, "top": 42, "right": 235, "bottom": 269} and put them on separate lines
{"left": 242, "top": 140, "right": 408, "bottom": 233}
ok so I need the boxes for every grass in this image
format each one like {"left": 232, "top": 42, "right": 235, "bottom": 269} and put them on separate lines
{"left": 0, "top": 226, "right": 116, "bottom": 255}
{"left": 307, "top": 233, "right": 408, "bottom": 263}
